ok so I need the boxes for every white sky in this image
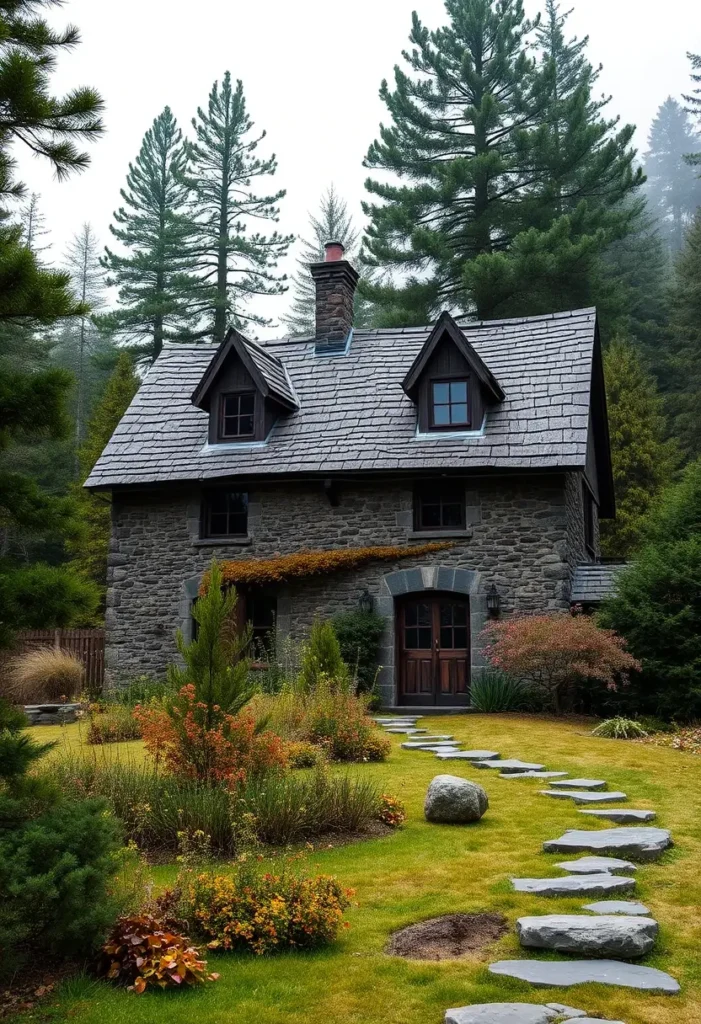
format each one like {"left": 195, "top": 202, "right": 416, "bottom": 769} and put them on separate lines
{"left": 16, "top": 0, "right": 700, "bottom": 337}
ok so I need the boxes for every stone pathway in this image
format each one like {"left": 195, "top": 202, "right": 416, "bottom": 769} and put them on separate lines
{"left": 543, "top": 827, "right": 672, "bottom": 861}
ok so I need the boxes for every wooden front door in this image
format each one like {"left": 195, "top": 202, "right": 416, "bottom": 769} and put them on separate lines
{"left": 397, "top": 594, "right": 470, "bottom": 706}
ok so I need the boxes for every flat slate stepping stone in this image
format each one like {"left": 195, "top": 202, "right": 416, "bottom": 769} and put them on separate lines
{"left": 475, "top": 759, "right": 545, "bottom": 773}
{"left": 540, "top": 790, "right": 628, "bottom": 805}
{"left": 517, "top": 913, "right": 658, "bottom": 958}
{"left": 549, "top": 779, "right": 608, "bottom": 791}
{"left": 436, "top": 750, "right": 500, "bottom": 761}
{"left": 416, "top": 745, "right": 463, "bottom": 753}
{"left": 445, "top": 1004, "right": 560, "bottom": 1024}
{"left": 545, "top": 1007, "right": 588, "bottom": 1020}
{"left": 579, "top": 809, "right": 656, "bottom": 823}
{"left": 511, "top": 874, "right": 635, "bottom": 898}
{"left": 501, "top": 771, "right": 569, "bottom": 780}
{"left": 401, "top": 738, "right": 454, "bottom": 748}
{"left": 584, "top": 901, "right": 651, "bottom": 916}
{"left": 556, "top": 856, "right": 637, "bottom": 875}
{"left": 488, "top": 959, "right": 680, "bottom": 994}
{"left": 543, "top": 827, "right": 672, "bottom": 862}
{"left": 384, "top": 727, "right": 427, "bottom": 734}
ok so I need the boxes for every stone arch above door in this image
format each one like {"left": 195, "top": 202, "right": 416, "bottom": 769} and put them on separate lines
{"left": 381, "top": 565, "right": 481, "bottom": 598}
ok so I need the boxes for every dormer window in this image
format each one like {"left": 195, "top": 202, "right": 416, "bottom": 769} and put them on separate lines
{"left": 220, "top": 391, "right": 255, "bottom": 440}
{"left": 431, "top": 380, "right": 470, "bottom": 430}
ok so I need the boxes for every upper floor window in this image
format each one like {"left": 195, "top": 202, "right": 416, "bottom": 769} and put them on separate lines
{"left": 202, "top": 490, "right": 248, "bottom": 538}
{"left": 430, "top": 379, "right": 470, "bottom": 430}
{"left": 220, "top": 391, "right": 255, "bottom": 439}
{"left": 414, "top": 487, "right": 465, "bottom": 531}
{"left": 583, "top": 482, "right": 596, "bottom": 555}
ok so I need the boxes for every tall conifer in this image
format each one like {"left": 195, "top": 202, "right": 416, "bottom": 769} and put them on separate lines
{"left": 684, "top": 51, "right": 701, "bottom": 169}
{"left": 645, "top": 98, "right": 701, "bottom": 251}
{"left": 667, "top": 210, "right": 701, "bottom": 457}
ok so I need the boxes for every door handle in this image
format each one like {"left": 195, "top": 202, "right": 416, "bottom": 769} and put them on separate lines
{"left": 434, "top": 638, "right": 439, "bottom": 652}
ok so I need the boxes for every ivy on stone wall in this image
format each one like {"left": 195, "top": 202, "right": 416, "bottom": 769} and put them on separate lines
{"left": 200, "top": 543, "right": 454, "bottom": 594}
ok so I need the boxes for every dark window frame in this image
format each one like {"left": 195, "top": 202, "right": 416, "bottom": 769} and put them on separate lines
{"left": 413, "top": 486, "right": 466, "bottom": 532}
{"left": 201, "top": 489, "right": 249, "bottom": 539}
{"left": 428, "top": 376, "right": 472, "bottom": 431}
{"left": 583, "top": 481, "right": 596, "bottom": 556}
{"left": 219, "top": 390, "right": 256, "bottom": 440}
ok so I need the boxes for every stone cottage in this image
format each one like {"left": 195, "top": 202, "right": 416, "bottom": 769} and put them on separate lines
{"left": 86, "top": 243, "right": 615, "bottom": 709}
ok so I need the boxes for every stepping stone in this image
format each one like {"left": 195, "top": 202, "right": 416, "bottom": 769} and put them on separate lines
{"left": 511, "top": 874, "right": 635, "bottom": 897}
{"left": 545, "top": 1007, "right": 588, "bottom": 1020}
{"left": 543, "top": 827, "right": 672, "bottom": 862}
{"left": 556, "top": 856, "right": 637, "bottom": 876}
{"left": 384, "top": 727, "right": 428, "bottom": 734}
{"left": 488, "top": 959, "right": 680, "bottom": 994}
{"left": 401, "top": 738, "right": 454, "bottom": 748}
{"left": 501, "top": 771, "right": 569, "bottom": 780}
{"left": 549, "top": 779, "right": 607, "bottom": 791}
{"left": 475, "top": 759, "right": 545, "bottom": 773}
{"left": 435, "top": 750, "right": 500, "bottom": 761}
{"left": 584, "top": 900, "right": 651, "bottom": 916}
{"left": 375, "top": 717, "right": 420, "bottom": 724}
{"left": 540, "top": 790, "right": 628, "bottom": 805}
{"left": 415, "top": 745, "right": 463, "bottom": 754}
{"left": 579, "top": 809, "right": 656, "bottom": 823}
{"left": 517, "top": 914, "right": 658, "bottom": 958}
{"left": 445, "top": 1005, "right": 561, "bottom": 1024}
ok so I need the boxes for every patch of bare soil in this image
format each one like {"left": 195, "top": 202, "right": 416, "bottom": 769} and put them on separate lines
{"left": 386, "top": 912, "right": 508, "bottom": 961}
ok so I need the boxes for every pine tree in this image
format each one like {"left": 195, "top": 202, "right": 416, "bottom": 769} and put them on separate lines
{"left": 100, "top": 107, "right": 201, "bottom": 361}
{"left": 68, "top": 353, "right": 139, "bottom": 602}
{"left": 684, "top": 52, "right": 701, "bottom": 169}
{"left": 363, "top": 0, "right": 641, "bottom": 324}
{"left": 183, "top": 72, "right": 293, "bottom": 342}
{"left": 283, "top": 186, "right": 361, "bottom": 336}
{"left": 644, "top": 98, "right": 701, "bottom": 251}
{"left": 63, "top": 224, "right": 105, "bottom": 447}
{"left": 667, "top": 209, "right": 701, "bottom": 458}
{"left": 18, "top": 193, "right": 50, "bottom": 256}
{"left": 600, "top": 338, "right": 679, "bottom": 557}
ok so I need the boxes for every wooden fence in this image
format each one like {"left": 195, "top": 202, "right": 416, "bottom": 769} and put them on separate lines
{"left": 3, "top": 628, "right": 105, "bottom": 691}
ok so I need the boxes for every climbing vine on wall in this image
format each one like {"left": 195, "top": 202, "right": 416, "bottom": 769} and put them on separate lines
{"left": 200, "top": 543, "right": 454, "bottom": 594}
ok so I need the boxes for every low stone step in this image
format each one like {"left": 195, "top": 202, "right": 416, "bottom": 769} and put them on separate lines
{"left": 546, "top": 1007, "right": 588, "bottom": 1020}
{"left": 501, "top": 771, "right": 569, "bottom": 780}
{"left": 435, "top": 750, "right": 500, "bottom": 761}
{"left": 511, "top": 874, "right": 635, "bottom": 898}
{"left": 555, "top": 856, "right": 637, "bottom": 875}
{"left": 584, "top": 900, "right": 651, "bottom": 916}
{"left": 475, "top": 759, "right": 546, "bottom": 773}
{"left": 543, "top": 827, "right": 672, "bottom": 862}
{"left": 488, "top": 959, "right": 680, "bottom": 994}
{"left": 384, "top": 727, "right": 427, "bottom": 735}
{"left": 516, "top": 913, "right": 658, "bottom": 958}
{"left": 541, "top": 790, "right": 628, "bottom": 805}
{"left": 579, "top": 809, "right": 656, "bottom": 824}
{"left": 401, "top": 738, "right": 454, "bottom": 748}
{"left": 549, "top": 779, "right": 608, "bottom": 791}
{"left": 374, "top": 717, "right": 420, "bottom": 724}
{"left": 444, "top": 1005, "right": 588, "bottom": 1024}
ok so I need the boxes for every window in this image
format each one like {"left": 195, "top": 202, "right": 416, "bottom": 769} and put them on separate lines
{"left": 404, "top": 601, "right": 432, "bottom": 650}
{"left": 430, "top": 379, "right": 470, "bottom": 429}
{"left": 248, "top": 594, "right": 277, "bottom": 658}
{"left": 583, "top": 482, "right": 596, "bottom": 555}
{"left": 415, "top": 488, "right": 465, "bottom": 532}
{"left": 202, "top": 490, "right": 248, "bottom": 538}
{"left": 220, "top": 391, "right": 255, "bottom": 439}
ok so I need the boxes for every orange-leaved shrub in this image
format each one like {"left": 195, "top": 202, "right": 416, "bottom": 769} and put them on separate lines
{"left": 304, "top": 681, "right": 391, "bottom": 762}
{"left": 376, "top": 793, "right": 406, "bottom": 827}
{"left": 133, "top": 685, "right": 287, "bottom": 786}
{"left": 98, "top": 913, "right": 217, "bottom": 993}
{"left": 482, "top": 612, "right": 640, "bottom": 713}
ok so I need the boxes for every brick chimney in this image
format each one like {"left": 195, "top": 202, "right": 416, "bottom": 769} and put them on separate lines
{"left": 310, "top": 241, "right": 359, "bottom": 352}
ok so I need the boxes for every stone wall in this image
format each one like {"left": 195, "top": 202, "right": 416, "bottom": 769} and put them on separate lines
{"left": 106, "top": 473, "right": 581, "bottom": 701}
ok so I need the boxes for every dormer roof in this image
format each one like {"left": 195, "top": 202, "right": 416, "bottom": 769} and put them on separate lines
{"left": 191, "top": 328, "right": 298, "bottom": 413}
{"left": 402, "top": 311, "right": 505, "bottom": 404}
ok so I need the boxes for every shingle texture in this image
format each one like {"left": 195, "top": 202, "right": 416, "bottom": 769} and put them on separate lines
{"left": 86, "top": 307, "right": 597, "bottom": 489}
{"left": 241, "top": 335, "right": 298, "bottom": 409}
{"left": 571, "top": 563, "right": 627, "bottom": 604}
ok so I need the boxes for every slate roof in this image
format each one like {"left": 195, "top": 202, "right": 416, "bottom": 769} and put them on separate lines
{"left": 191, "top": 330, "right": 298, "bottom": 411}
{"left": 86, "top": 307, "right": 600, "bottom": 490}
{"left": 570, "top": 563, "right": 628, "bottom": 604}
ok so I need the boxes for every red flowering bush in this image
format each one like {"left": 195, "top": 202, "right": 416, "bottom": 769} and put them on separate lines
{"left": 98, "top": 913, "right": 217, "bottom": 993}
{"left": 305, "top": 682, "right": 390, "bottom": 762}
{"left": 134, "top": 685, "right": 288, "bottom": 786}
{"left": 482, "top": 613, "right": 640, "bottom": 713}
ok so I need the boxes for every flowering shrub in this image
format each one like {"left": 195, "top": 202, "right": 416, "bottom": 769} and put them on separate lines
{"left": 98, "top": 913, "right": 217, "bottom": 993}
{"left": 185, "top": 864, "right": 354, "bottom": 954}
{"left": 305, "top": 682, "right": 391, "bottom": 762}
{"left": 376, "top": 793, "right": 406, "bottom": 827}
{"left": 285, "top": 740, "right": 327, "bottom": 768}
{"left": 87, "top": 703, "right": 143, "bottom": 744}
{"left": 134, "top": 685, "right": 288, "bottom": 785}
{"left": 482, "top": 613, "right": 641, "bottom": 713}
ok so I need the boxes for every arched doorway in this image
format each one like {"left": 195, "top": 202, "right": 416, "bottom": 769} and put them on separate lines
{"left": 396, "top": 592, "right": 470, "bottom": 707}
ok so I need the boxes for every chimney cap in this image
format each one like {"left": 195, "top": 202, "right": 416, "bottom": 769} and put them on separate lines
{"left": 325, "top": 240, "right": 345, "bottom": 262}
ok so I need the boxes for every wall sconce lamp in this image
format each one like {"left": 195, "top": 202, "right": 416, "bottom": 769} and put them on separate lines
{"left": 486, "top": 584, "right": 501, "bottom": 618}
{"left": 358, "top": 589, "right": 375, "bottom": 614}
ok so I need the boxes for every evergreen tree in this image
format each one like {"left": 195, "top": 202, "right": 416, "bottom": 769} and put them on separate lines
{"left": 183, "top": 72, "right": 293, "bottom": 341}
{"left": 667, "top": 209, "right": 701, "bottom": 458}
{"left": 18, "top": 193, "right": 50, "bottom": 256}
{"left": 684, "top": 52, "right": 701, "bottom": 169}
{"left": 362, "top": 0, "right": 641, "bottom": 324}
{"left": 100, "top": 107, "right": 201, "bottom": 361}
{"left": 63, "top": 224, "right": 105, "bottom": 446}
{"left": 68, "top": 352, "right": 139, "bottom": 604}
{"left": 283, "top": 186, "right": 360, "bottom": 336}
{"left": 0, "top": 0, "right": 103, "bottom": 644}
{"left": 644, "top": 98, "right": 701, "bottom": 251}
{"left": 601, "top": 338, "right": 678, "bottom": 558}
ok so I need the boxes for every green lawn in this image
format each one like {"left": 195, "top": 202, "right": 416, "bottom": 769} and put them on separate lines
{"left": 28, "top": 714, "right": 701, "bottom": 1024}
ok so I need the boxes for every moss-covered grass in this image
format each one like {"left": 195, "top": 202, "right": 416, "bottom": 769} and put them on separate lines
{"left": 27, "top": 714, "right": 701, "bottom": 1024}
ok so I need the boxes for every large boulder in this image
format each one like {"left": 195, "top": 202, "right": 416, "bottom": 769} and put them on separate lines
{"left": 425, "top": 774, "right": 488, "bottom": 824}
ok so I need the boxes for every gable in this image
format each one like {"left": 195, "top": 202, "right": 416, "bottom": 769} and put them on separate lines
{"left": 402, "top": 311, "right": 504, "bottom": 404}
